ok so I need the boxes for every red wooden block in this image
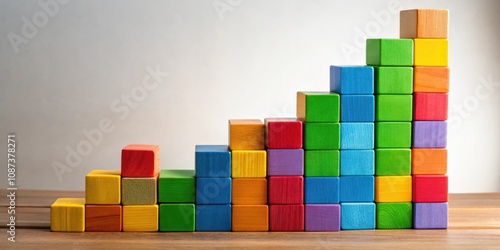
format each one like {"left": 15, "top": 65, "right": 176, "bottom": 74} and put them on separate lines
{"left": 265, "top": 118, "right": 303, "bottom": 149}
{"left": 121, "top": 144, "right": 160, "bottom": 177}
{"left": 413, "top": 175, "right": 448, "bottom": 202}
{"left": 270, "top": 204, "right": 304, "bottom": 231}
{"left": 413, "top": 93, "right": 448, "bottom": 121}
{"left": 85, "top": 205, "right": 122, "bottom": 232}
{"left": 268, "top": 176, "right": 303, "bottom": 204}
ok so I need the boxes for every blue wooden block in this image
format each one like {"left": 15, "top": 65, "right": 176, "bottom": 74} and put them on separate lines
{"left": 304, "top": 177, "right": 340, "bottom": 204}
{"left": 340, "top": 150, "right": 374, "bottom": 176}
{"left": 340, "top": 95, "right": 375, "bottom": 122}
{"left": 340, "top": 123, "right": 374, "bottom": 149}
{"left": 330, "top": 66, "right": 374, "bottom": 94}
{"left": 195, "top": 145, "right": 231, "bottom": 178}
{"left": 196, "top": 178, "right": 232, "bottom": 204}
{"left": 341, "top": 203, "right": 376, "bottom": 230}
{"left": 340, "top": 176, "right": 374, "bottom": 202}
{"left": 195, "top": 204, "right": 232, "bottom": 231}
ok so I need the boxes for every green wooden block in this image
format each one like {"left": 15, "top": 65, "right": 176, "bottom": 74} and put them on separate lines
{"left": 374, "top": 67, "right": 413, "bottom": 94}
{"left": 158, "top": 170, "right": 195, "bottom": 203}
{"left": 159, "top": 204, "right": 195, "bottom": 232}
{"left": 366, "top": 39, "right": 413, "bottom": 66}
{"left": 304, "top": 123, "right": 340, "bottom": 150}
{"left": 375, "top": 122, "right": 411, "bottom": 148}
{"left": 304, "top": 150, "right": 340, "bottom": 177}
{"left": 122, "top": 177, "right": 157, "bottom": 205}
{"left": 376, "top": 202, "right": 412, "bottom": 229}
{"left": 376, "top": 95, "right": 413, "bottom": 121}
{"left": 297, "top": 92, "right": 340, "bottom": 123}
{"left": 375, "top": 149, "right": 411, "bottom": 176}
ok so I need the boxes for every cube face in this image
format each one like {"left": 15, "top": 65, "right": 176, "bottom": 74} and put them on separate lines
{"left": 413, "top": 67, "right": 450, "bottom": 93}
{"left": 341, "top": 203, "right": 376, "bottom": 230}
{"left": 231, "top": 150, "right": 267, "bottom": 178}
{"left": 304, "top": 150, "right": 340, "bottom": 177}
{"left": 50, "top": 198, "right": 86, "bottom": 232}
{"left": 121, "top": 144, "right": 160, "bottom": 177}
{"left": 195, "top": 205, "right": 232, "bottom": 231}
{"left": 304, "top": 123, "right": 340, "bottom": 150}
{"left": 267, "top": 149, "right": 304, "bottom": 176}
{"left": 232, "top": 178, "right": 267, "bottom": 205}
{"left": 268, "top": 176, "right": 304, "bottom": 205}
{"left": 413, "top": 202, "right": 448, "bottom": 229}
{"left": 412, "top": 148, "right": 447, "bottom": 175}
{"left": 376, "top": 95, "right": 413, "bottom": 121}
{"left": 297, "top": 92, "right": 340, "bottom": 123}
{"left": 158, "top": 170, "right": 195, "bottom": 203}
{"left": 265, "top": 118, "right": 303, "bottom": 149}
{"left": 413, "top": 121, "right": 447, "bottom": 148}
{"left": 374, "top": 67, "right": 413, "bottom": 94}
{"left": 229, "top": 119, "right": 265, "bottom": 150}
{"left": 196, "top": 178, "right": 232, "bottom": 205}
{"left": 340, "top": 150, "right": 374, "bottom": 176}
{"left": 414, "top": 93, "right": 448, "bottom": 120}
{"left": 376, "top": 203, "right": 412, "bottom": 229}
{"left": 85, "top": 170, "right": 121, "bottom": 205}
{"left": 195, "top": 145, "right": 231, "bottom": 178}
{"left": 85, "top": 205, "right": 122, "bottom": 232}
{"left": 375, "top": 149, "right": 411, "bottom": 176}
{"left": 376, "top": 122, "right": 412, "bottom": 148}
{"left": 330, "top": 66, "right": 374, "bottom": 94}
{"left": 122, "top": 177, "right": 157, "bottom": 205}
{"left": 340, "top": 95, "right": 375, "bottom": 122}
{"left": 400, "top": 9, "right": 449, "bottom": 39}
{"left": 340, "top": 176, "right": 374, "bottom": 202}
{"left": 269, "top": 205, "right": 304, "bottom": 231}
{"left": 232, "top": 205, "right": 269, "bottom": 232}
{"left": 122, "top": 205, "right": 158, "bottom": 232}
{"left": 414, "top": 39, "right": 448, "bottom": 66}
{"left": 340, "top": 123, "right": 374, "bottom": 149}
{"left": 375, "top": 176, "right": 412, "bottom": 202}
{"left": 304, "top": 177, "right": 340, "bottom": 204}
{"left": 305, "top": 204, "right": 341, "bottom": 231}
{"left": 366, "top": 39, "right": 413, "bottom": 66}
{"left": 159, "top": 204, "right": 195, "bottom": 232}
{"left": 413, "top": 175, "right": 448, "bottom": 202}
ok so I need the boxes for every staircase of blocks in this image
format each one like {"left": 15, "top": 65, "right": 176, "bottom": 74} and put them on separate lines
{"left": 50, "top": 8, "right": 449, "bottom": 232}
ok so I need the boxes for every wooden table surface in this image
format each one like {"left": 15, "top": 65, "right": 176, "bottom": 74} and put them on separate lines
{"left": 1, "top": 190, "right": 499, "bottom": 249}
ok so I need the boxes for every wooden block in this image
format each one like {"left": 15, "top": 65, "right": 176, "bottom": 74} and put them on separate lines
{"left": 158, "top": 170, "right": 195, "bottom": 203}
{"left": 414, "top": 39, "right": 448, "bottom": 66}
{"left": 375, "top": 176, "right": 412, "bottom": 202}
{"left": 341, "top": 203, "right": 376, "bottom": 230}
{"left": 267, "top": 149, "right": 303, "bottom": 176}
{"left": 304, "top": 150, "right": 340, "bottom": 177}
{"left": 304, "top": 177, "right": 339, "bottom": 204}
{"left": 340, "top": 176, "right": 374, "bottom": 202}
{"left": 340, "top": 122, "right": 374, "bottom": 149}
{"left": 269, "top": 204, "right": 304, "bottom": 231}
{"left": 374, "top": 66, "right": 413, "bottom": 94}
{"left": 412, "top": 148, "right": 447, "bottom": 175}
{"left": 229, "top": 119, "right": 265, "bottom": 150}
{"left": 303, "top": 123, "right": 340, "bottom": 150}
{"left": 121, "top": 177, "right": 157, "bottom": 205}
{"left": 231, "top": 150, "right": 266, "bottom": 178}
{"left": 195, "top": 204, "right": 232, "bottom": 231}
{"left": 265, "top": 118, "right": 303, "bottom": 149}
{"left": 297, "top": 92, "right": 340, "bottom": 122}
{"left": 330, "top": 66, "right": 374, "bottom": 94}
{"left": 375, "top": 149, "right": 411, "bottom": 176}
{"left": 232, "top": 178, "right": 267, "bottom": 205}
{"left": 340, "top": 150, "right": 374, "bottom": 176}
{"left": 196, "top": 177, "right": 232, "bottom": 204}
{"left": 414, "top": 93, "right": 448, "bottom": 121}
{"left": 85, "top": 170, "right": 121, "bottom": 205}
{"left": 50, "top": 198, "right": 85, "bottom": 232}
{"left": 376, "top": 202, "right": 412, "bottom": 229}
{"left": 85, "top": 205, "right": 122, "bottom": 232}
{"left": 340, "top": 95, "right": 375, "bottom": 122}
{"left": 413, "top": 67, "right": 450, "bottom": 93}
{"left": 366, "top": 39, "right": 413, "bottom": 66}
{"left": 121, "top": 144, "right": 160, "bottom": 177}
{"left": 122, "top": 205, "right": 158, "bottom": 232}
{"left": 268, "top": 176, "right": 303, "bottom": 205}
{"left": 412, "top": 121, "right": 447, "bottom": 148}
{"left": 195, "top": 145, "right": 231, "bottom": 178}
{"left": 232, "top": 205, "right": 269, "bottom": 232}
{"left": 413, "top": 175, "right": 448, "bottom": 202}
{"left": 376, "top": 95, "right": 413, "bottom": 121}
{"left": 375, "top": 122, "right": 412, "bottom": 148}
{"left": 305, "top": 204, "right": 341, "bottom": 231}
{"left": 159, "top": 204, "right": 195, "bottom": 232}
{"left": 413, "top": 202, "right": 448, "bottom": 229}
{"left": 400, "top": 9, "right": 449, "bottom": 39}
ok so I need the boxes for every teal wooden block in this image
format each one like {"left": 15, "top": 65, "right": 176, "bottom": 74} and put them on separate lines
{"left": 341, "top": 203, "right": 376, "bottom": 230}
{"left": 330, "top": 66, "right": 374, "bottom": 94}
{"left": 375, "top": 149, "right": 411, "bottom": 176}
{"left": 297, "top": 92, "right": 340, "bottom": 123}
{"left": 304, "top": 150, "right": 340, "bottom": 177}
{"left": 340, "top": 123, "right": 374, "bottom": 149}
{"left": 159, "top": 204, "right": 195, "bottom": 232}
{"left": 340, "top": 150, "right": 374, "bottom": 176}
{"left": 375, "top": 122, "right": 412, "bottom": 148}
{"left": 340, "top": 95, "right": 375, "bottom": 122}
{"left": 366, "top": 39, "right": 413, "bottom": 66}
{"left": 158, "top": 170, "right": 195, "bottom": 203}
{"left": 376, "top": 95, "right": 413, "bottom": 121}
{"left": 374, "top": 67, "right": 413, "bottom": 94}
{"left": 376, "top": 202, "right": 412, "bottom": 229}
{"left": 304, "top": 123, "right": 340, "bottom": 150}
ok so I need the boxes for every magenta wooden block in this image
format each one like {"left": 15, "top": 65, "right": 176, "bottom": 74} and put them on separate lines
{"left": 305, "top": 204, "right": 341, "bottom": 231}
{"left": 413, "top": 202, "right": 448, "bottom": 229}
{"left": 267, "top": 149, "right": 304, "bottom": 176}
{"left": 413, "top": 121, "right": 447, "bottom": 148}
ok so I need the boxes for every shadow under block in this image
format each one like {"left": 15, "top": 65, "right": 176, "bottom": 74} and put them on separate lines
{"left": 413, "top": 175, "right": 448, "bottom": 202}
{"left": 269, "top": 204, "right": 305, "bottom": 231}
{"left": 158, "top": 170, "right": 195, "bottom": 203}
{"left": 413, "top": 202, "right": 448, "bottom": 229}
{"left": 375, "top": 149, "right": 411, "bottom": 176}
{"left": 267, "top": 149, "right": 303, "bottom": 176}
{"left": 375, "top": 176, "right": 412, "bottom": 202}
{"left": 159, "top": 204, "right": 195, "bottom": 232}
{"left": 304, "top": 177, "right": 340, "bottom": 204}
{"left": 85, "top": 205, "right": 122, "bottom": 232}
{"left": 268, "top": 176, "right": 304, "bottom": 205}
{"left": 330, "top": 66, "right": 374, "bottom": 94}
{"left": 228, "top": 119, "right": 265, "bottom": 150}
{"left": 374, "top": 67, "right": 413, "bottom": 94}
{"left": 366, "top": 39, "right": 413, "bottom": 66}
{"left": 303, "top": 123, "right": 340, "bottom": 150}
{"left": 340, "top": 95, "right": 375, "bottom": 122}
{"left": 232, "top": 178, "right": 267, "bottom": 205}
{"left": 85, "top": 170, "right": 121, "bottom": 205}
{"left": 121, "top": 144, "right": 160, "bottom": 177}
{"left": 340, "top": 150, "right": 374, "bottom": 176}
{"left": 232, "top": 205, "right": 269, "bottom": 232}
{"left": 196, "top": 177, "right": 232, "bottom": 204}
{"left": 340, "top": 176, "right": 374, "bottom": 202}
{"left": 195, "top": 145, "right": 231, "bottom": 178}
{"left": 121, "top": 177, "right": 157, "bottom": 205}
{"left": 265, "top": 118, "right": 303, "bottom": 149}
{"left": 231, "top": 150, "right": 267, "bottom": 178}
{"left": 305, "top": 204, "right": 341, "bottom": 231}
{"left": 304, "top": 150, "right": 340, "bottom": 177}
{"left": 297, "top": 92, "right": 340, "bottom": 122}
{"left": 412, "top": 148, "right": 447, "bottom": 174}
{"left": 414, "top": 39, "right": 448, "bottom": 66}
{"left": 413, "top": 93, "right": 448, "bottom": 121}
{"left": 195, "top": 204, "right": 231, "bottom": 231}
{"left": 376, "top": 95, "right": 413, "bottom": 121}
{"left": 413, "top": 121, "right": 447, "bottom": 148}
{"left": 413, "top": 66, "right": 450, "bottom": 93}
{"left": 400, "top": 9, "right": 449, "bottom": 39}
{"left": 340, "top": 122, "right": 374, "bottom": 149}
{"left": 376, "top": 202, "right": 412, "bottom": 229}
{"left": 122, "top": 205, "right": 158, "bottom": 232}
{"left": 375, "top": 122, "right": 412, "bottom": 148}
{"left": 50, "top": 198, "right": 85, "bottom": 232}
{"left": 341, "top": 203, "right": 376, "bottom": 230}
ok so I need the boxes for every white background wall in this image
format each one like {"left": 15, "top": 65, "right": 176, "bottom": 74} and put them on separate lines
{"left": 0, "top": 0, "right": 499, "bottom": 192}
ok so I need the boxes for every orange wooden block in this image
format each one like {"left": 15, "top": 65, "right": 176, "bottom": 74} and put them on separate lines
{"left": 232, "top": 205, "right": 269, "bottom": 232}
{"left": 413, "top": 67, "right": 449, "bottom": 93}
{"left": 121, "top": 144, "right": 160, "bottom": 177}
{"left": 400, "top": 9, "right": 449, "bottom": 38}
{"left": 229, "top": 119, "right": 265, "bottom": 150}
{"left": 232, "top": 178, "right": 267, "bottom": 205}
{"left": 85, "top": 205, "right": 122, "bottom": 232}
{"left": 412, "top": 148, "right": 447, "bottom": 175}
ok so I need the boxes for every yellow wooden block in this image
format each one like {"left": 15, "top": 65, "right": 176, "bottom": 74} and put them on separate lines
{"left": 50, "top": 198, "right": 85, "bottom": 232}
{"left": 400, "top": 9, "right": 449, "bottom": 39}
{"left": 229, "top": 119, "right": 265, "bottom": 150}
{"left": 375, "top": 176, "right": 412, "bottom": 202}
{"left": 231, "top": 150, "right": 267, "bottom": 178}
{"left": 85, "top": 170, "right": 121, "bottom": 205}
{"left": 123, "top": 205, "right": 158, "bottom": 231}
{"left": 414, "top": 39, "right": 448, "bottom": 66}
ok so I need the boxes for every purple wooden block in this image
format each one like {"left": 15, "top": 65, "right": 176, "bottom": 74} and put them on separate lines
{"left": 267, "top": 149, "right": 304, "bottom": 176}
{"left": 413, "top": 121, "right": 447, "bottom": 148}
{"left": 305, "top": 204, "right": 341, "bottom": 231}
{"left": 413, "top": 202, "right": 448, "bottom": 229}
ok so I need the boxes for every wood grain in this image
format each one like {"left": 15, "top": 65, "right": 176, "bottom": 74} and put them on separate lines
{"left": 228, "top": 119, "right": 265, "bottom": 150}
{"left": 413, "top": 93, "right": 448, "bottom": 121}
{"left": 121, "top": 144, "right": 160, "bottom": 177}
{"left": 413, "top": 67, "right": 450, "bottom": 93}
{"left": 85, "top": 170, "right": 121, "bottom": 205}
{"left": 400, "top": 9, "right": 449, "bottom": 39}
{"left": 375, "top": 176, "right": 412, "bottom": 202}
